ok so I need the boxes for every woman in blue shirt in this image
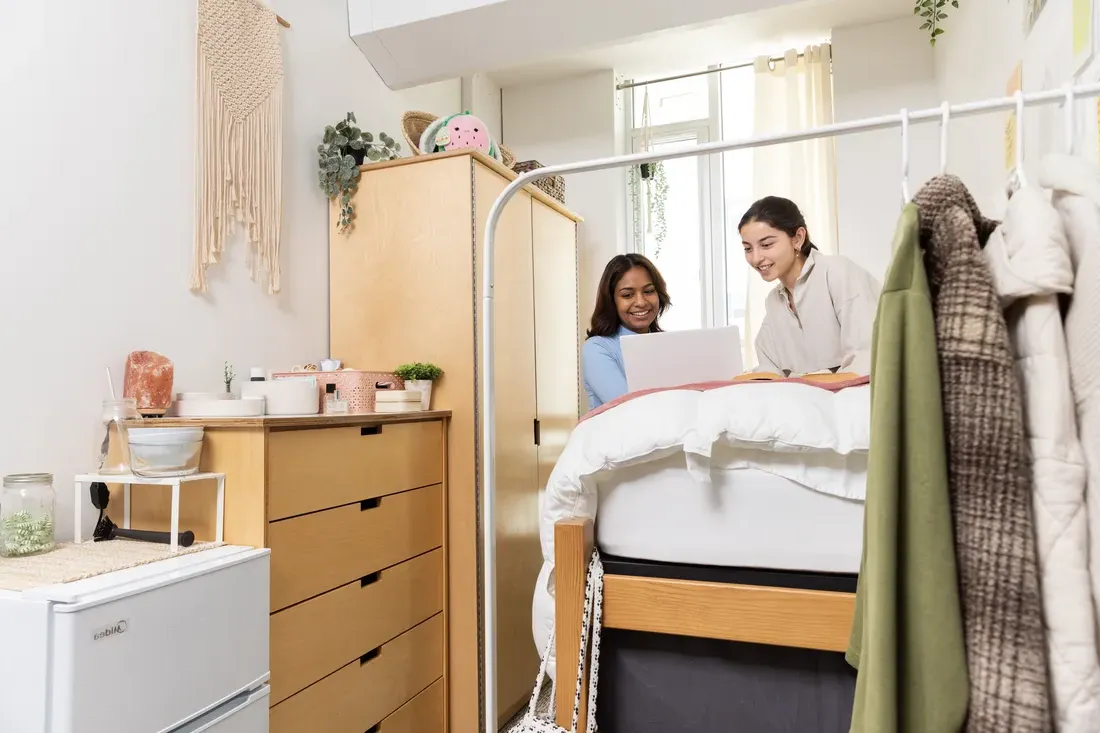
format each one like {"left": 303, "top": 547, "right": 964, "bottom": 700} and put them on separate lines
{"left": 582, "top": 253, "right": 671, "bottom": 410}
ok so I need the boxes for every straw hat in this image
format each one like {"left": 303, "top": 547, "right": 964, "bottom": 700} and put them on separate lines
{"left": 401, "top": 110, "right": 516, "bottom": 169}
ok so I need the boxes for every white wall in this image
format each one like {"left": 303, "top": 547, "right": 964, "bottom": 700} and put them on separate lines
{"left": 500, "top": 70, "right": 627, "bottom": 339}
{"left": 461, "top": 73, "right": 504, "bottom": 142}
{"left": 832, "top": 16, "right": 940, "bottom": 280}
{"left": 0, "top": 0, "right": 459, "bottom": 540}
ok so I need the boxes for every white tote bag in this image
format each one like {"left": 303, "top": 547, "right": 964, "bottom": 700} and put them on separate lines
{"left": 515, "top": 550, "right": 604, "bottom": 733}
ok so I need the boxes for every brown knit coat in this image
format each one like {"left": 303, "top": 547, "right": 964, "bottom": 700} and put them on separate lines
{"left": 913, "top": 175, "right": 1050, "bottom": 732}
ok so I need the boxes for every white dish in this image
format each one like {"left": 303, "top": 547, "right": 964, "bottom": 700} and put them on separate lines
{"left": 171, "top": 397, "right": 265, "bottom": 418}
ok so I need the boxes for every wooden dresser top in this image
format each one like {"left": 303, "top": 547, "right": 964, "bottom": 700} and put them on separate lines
{"left": 127, "top": 410, "right": 451, "bottom": 429}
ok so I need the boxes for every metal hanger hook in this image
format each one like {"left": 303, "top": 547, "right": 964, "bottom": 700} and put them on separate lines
{"left": 939, "top": 101, "right": 950, "bottom": 174}
{"left": 1064, "top": 83, "right": 1076, "bottom": 155}
{"left": 1014, "top": 90, "right": 1027, "bottom": 185}
{"left": 900, "top": 107, "right": 911, "bottom": 202}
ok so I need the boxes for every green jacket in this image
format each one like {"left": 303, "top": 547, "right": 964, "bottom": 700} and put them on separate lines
{"left": 846, "top": 204, "right": 968, "bottom": 733}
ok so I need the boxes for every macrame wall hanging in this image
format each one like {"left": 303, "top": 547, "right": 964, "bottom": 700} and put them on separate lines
{"left": 192, "top": 0, "right": 284, "bottom": 294}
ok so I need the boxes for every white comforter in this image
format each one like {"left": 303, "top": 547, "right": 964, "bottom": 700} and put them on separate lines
{"left": 985, "top": 181, "right": 1100, "bottom": 732}
{"left": 534, "top": 380, "right": 871, "bottom": 678}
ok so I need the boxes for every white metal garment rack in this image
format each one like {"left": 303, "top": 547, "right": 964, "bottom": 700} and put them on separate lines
{"left": 478, "top": 79, "right": 1100, "bottom": 733}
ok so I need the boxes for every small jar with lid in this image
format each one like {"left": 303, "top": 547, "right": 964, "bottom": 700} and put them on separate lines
{"left": 1, "top": 473, "right": 56, "bottom": 557}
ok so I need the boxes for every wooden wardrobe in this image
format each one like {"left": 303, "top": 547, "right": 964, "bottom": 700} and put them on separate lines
{"left": 330, "top": 149, "right": 582, "bottom": 732}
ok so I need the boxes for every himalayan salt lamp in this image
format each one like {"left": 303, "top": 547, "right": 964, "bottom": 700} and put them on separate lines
{"left": 123, "top": 351, "right": 175, "bottom": 413}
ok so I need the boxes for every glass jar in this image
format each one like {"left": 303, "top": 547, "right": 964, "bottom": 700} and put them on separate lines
{"left": 96, "top": 398, "right": 140, "bottom": 475}
{"left": 1, "top": 473, "right": 56, "bottom": 557}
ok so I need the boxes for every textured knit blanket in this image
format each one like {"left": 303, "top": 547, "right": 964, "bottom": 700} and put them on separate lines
{"left": 914, "top": 175, "right": 1050, "bottom": 732}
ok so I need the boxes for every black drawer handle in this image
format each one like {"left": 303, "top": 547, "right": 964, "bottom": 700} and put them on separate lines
{"left": 360, "top": 647, "right": 380, "bottom": 665}
{"left": 361, "top": 425, "right": 381, "bottom": 436}
{"left": 361, "top": 571, "right": 381, "bottom": 587}
{"left": 360, "top": 497, "right": 381, "bottom": 511}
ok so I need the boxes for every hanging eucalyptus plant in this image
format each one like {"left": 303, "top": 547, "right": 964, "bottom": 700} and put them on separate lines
{"left": 317, "top": 112, "right": 401, "bottom": 233}
{"left": 915, "top": 0, "right": 958, "bottom": 45}
{"left": 628, "top": 162, "right": 669, "bottom": 256}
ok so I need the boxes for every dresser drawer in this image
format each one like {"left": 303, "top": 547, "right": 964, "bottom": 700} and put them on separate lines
{"left": 269, "top": 483, "right": 442, "bottom": 610}
{"left": 266, "top": 421, "right": 444, "bottom": 520}
{"left": 270, "top": 548, "right": 444, "bottom": 704}
{"left": 269, "top": 614, "right": 444, "bottom": 733}
{"left": 377, "top": 677, "right": 444, "bottom": 733}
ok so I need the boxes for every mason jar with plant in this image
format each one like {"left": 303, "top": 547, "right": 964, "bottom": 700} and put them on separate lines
{"left": 394, "top": 363, "right": 443, "bottom": 411}
{"left": 318, "top": 112, "right": 402, "bottom": 233}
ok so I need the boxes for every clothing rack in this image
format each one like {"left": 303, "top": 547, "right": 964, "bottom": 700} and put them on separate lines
{"left": 478, "top": 79, "right": 1100, "bottom": 733}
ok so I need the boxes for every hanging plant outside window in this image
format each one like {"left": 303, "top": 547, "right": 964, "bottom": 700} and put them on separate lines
{"left": 914, "top": 0, "right": 958, "bottom": 45}
{"left": 628, "top": 162, "right": 669, "bottom": 256}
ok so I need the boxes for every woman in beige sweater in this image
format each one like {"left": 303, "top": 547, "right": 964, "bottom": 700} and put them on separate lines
{"left": 739, "top": 196, "right": 881, "bottom": 376}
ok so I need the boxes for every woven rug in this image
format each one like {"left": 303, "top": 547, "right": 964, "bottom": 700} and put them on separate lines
{"left": 0, "top": 539, "right": 221, "bottom": 591}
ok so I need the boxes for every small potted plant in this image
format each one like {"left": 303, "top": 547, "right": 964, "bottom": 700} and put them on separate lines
{"left": 318, "top": 112, "right": 402, "bottom": 233}
{"left": 394, "top": 362, "right": 443, "bottom": 411}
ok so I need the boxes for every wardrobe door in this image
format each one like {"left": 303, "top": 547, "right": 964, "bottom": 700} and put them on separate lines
{"left": 473, "top": 162, "right": 541, "bottom": 725}
{"left": 531, "top": 200, "right": 580, "bottom": 493}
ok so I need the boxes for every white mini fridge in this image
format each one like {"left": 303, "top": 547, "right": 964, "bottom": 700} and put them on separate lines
{"left": 0, "top": 544, "right": 270, "bottom": 733}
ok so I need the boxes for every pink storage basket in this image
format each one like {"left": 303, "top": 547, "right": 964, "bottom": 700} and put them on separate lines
{"left": 271, "top": 371, "right": 404, "bottom": 414}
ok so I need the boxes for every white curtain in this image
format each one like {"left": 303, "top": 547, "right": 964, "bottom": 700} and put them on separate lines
{"left": 744, "top": 44, "right": 838, "bottom": 367}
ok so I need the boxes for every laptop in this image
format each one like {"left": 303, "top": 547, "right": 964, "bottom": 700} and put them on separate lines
{"left": 621, "top": 325, "right": 744, "bottom": 393}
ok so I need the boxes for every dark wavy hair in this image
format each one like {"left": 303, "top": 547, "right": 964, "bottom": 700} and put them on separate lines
{"left": 738, "top": 196, "right": 818, "bottom": 258}
{"left": 586, "top": 253, "right": 670, "bottom": 338}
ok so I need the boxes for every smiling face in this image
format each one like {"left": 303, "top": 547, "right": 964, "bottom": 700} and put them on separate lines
{"left": 741, "top": 220, "right": 805, "bottom": 285}
{"left": 615, "top": 266, "right": 660, "bottom": 333}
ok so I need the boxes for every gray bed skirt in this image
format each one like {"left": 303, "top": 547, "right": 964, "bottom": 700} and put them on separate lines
{"left": 596, "top": 629, "right": 856, "bottom": 733}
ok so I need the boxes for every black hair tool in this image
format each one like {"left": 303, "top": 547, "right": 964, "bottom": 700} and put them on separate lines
{"left": 89, "top": 482, "right": 195, "bottom": 548}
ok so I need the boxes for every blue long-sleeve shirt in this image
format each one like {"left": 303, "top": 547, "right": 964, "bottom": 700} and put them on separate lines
{"left": 582, "top": 325, "right": 632, "bottom": 410}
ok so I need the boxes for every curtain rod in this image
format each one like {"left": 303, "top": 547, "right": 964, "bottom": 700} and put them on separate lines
{"left": 616, "top": 45, "right": 827, "bottom": 91}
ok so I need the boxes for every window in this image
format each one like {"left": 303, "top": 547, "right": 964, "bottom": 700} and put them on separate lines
{"left": 624, "top": 61, "right": 833, "bottom": 361}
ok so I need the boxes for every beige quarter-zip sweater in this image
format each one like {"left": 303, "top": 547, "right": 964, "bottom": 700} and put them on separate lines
{"left": 753, "top": 249, "right": 882, "bottom": 376}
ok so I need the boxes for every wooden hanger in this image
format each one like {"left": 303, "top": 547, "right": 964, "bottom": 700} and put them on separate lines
{"left": 276, "top": 14, "right": 290, "bottom": 28}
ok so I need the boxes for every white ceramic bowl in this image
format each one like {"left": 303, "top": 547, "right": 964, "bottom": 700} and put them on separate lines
{"left": 128, "top": 440, "right": 203, "bottom": 477}
{"left": 127, "top": 427, "right": 205, "bottom": 477}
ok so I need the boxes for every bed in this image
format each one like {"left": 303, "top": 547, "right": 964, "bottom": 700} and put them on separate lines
{"left": 530, "top": 378, "right": 869, "bottom": 732}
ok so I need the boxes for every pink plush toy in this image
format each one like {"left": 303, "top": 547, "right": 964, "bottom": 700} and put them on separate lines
{"left": 435, "top": 113, "right": 493, "bottom": 156}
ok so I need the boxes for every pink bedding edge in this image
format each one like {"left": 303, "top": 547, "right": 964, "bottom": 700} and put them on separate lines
{"left": 580, "top": 375, "right": 871, "bottom": 423}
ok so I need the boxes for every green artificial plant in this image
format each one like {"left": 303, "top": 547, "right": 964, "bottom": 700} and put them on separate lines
{"left": 317, "top": 112, "right": 402, "bottom": 233}
{"left": 394, "top": 363, "right": 444, "bottom": 382}
{"left": 223, "top": 361, "right": 236, "bottom": 393}
{"left": 915, "top": 0, "right": 959, "bottom": 45}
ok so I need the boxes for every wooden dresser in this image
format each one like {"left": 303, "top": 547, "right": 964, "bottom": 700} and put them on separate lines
{"left": 121, "top": 412, "right": 451, "bottom": 733}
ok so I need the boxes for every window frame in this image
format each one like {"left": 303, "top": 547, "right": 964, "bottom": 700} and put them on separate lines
{"left": 622, "top": 68, "right": 727, "bottom": 330}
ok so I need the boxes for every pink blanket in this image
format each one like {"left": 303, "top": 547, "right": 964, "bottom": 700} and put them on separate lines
{"left": 580, "top": 374, "right": 871, "bottom": 423}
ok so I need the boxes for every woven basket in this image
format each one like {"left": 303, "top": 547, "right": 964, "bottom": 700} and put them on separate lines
{"left": 401, "top": 110, "right": 516, "bottom": 169}
{"left": 514, "top": 160, "right": 566, "bottom": 203}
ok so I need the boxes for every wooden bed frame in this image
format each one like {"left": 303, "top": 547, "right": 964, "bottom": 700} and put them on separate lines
{"left": 552, "top": 518, "right": 858, "bottom": 727}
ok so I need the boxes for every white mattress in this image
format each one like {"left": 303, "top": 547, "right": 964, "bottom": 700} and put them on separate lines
{"left": 595, "top": 453, "right": 865, "bottom": 574}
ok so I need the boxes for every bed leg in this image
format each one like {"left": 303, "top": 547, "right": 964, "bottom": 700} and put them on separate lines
{"left": 554, "top": 518, "right": 594, "bottom": 729}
